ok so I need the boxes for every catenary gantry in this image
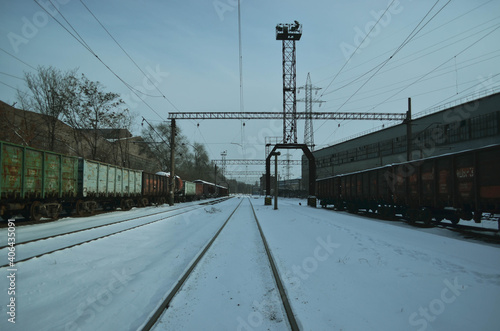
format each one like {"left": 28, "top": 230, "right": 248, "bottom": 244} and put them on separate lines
{"left": 167, "top": 112, "right": 406, "bottom": 121}
{"left": 212, "top": 159, "right": 305, "bottom": 165}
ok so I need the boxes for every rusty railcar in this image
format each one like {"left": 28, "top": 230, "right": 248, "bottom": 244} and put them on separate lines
{"left": 0, "top": 141, "right": 79, "bottom": 220}
{"left": 316, "top": 144, "right": 500, "bottom": 226}
{"left": 141, "top": 172, "right": 169, "bottom": 205}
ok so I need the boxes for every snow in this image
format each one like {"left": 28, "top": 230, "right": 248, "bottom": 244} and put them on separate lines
{"left": 1, "top": 197, "right": 499, "bottom": 330}
{"left": 152, "top": 200, "right": 288, "bottom": 331}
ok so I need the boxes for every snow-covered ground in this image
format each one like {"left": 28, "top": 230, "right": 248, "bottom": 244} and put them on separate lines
{"left": 255, "top": 198, "right": 500, "bottom": 330}
{"left": 1, "top": 197, "right": 499, "bottom": 330}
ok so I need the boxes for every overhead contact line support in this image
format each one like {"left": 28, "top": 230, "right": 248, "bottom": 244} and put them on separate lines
{"left": 167, "top": 112, "right": 406, "bottom": 121}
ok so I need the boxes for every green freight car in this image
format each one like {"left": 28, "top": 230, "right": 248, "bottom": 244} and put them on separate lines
{"left": 77, "top": 159, "right": 142, "bottom": 214}
{"left": 0, "top": 141, "right": 79, "bottom": 221}
{"left": 182, "top": 180, "right": 197, "bottom": 202}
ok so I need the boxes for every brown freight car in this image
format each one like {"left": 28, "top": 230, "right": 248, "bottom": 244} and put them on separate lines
{"left": 317, "top": 144, "right": 500, "bottom": 227}
{"left": 142, "top": 172, "right": 169, "bottom": 205}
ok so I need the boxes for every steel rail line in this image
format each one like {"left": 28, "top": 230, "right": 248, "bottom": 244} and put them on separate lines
{"left": 140, "top": 198, "right": 245, "bottom": 331}
{"left": 141, "top": 197, "right": 300, "bottom": 331}
{"left": 249, "top": 198, "right": 300, "bottom": 331}
{"left": 0, "top": 198, "right": 230, "bottom": 268}
{"left": 0, "top": 198, "right": 227, "bottom": 250}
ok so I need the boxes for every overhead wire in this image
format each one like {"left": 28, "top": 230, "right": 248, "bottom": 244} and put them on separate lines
{"left": 33, "top": 0, "right": 166, "bottom": 121}
{"left": 0, "top": 47, "right": 37, "bottom": 70}
{"left": 79, "top": 0, "right": 183, "bottom": 111}
{"left": 369, "top": 22, "right": 500, "bottom": 112}
{"left": 313, "top": 0, "right": 495, "bottom": 88}
{"left": 320, "top": 17, "right": 500, "bottom": 100}
{"left": 0, "top": 72, "right": 24, "bottom": 80}
{"left": 318, "top": 0, "right": 397, "bottom": 100}
{"left": 0, "top": 81, "right": 19, "bottom": 91}
{"left": 322, "top": 50, "right": 500, "bottom": 108}
{"left": 335, "top": 0, "right": 450, "bottom": 113}
{"left": 75, "top": 1, "right": 217, "bottom": 157}
{"left": 315, "top": 0, "right": 452, "bottom": 144}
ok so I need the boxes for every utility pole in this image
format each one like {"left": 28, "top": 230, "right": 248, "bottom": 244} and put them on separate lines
{"left": 406, "top": 98, "right": 412, "bottom": 162}
{"left": 214, "top": 164, "right": 218, "bottom": 196}
{"left": 271, "top": 151, "right": 280, "bottom": 209}
{"left": 169, "top": 119, "right": 176, "bottom": 206}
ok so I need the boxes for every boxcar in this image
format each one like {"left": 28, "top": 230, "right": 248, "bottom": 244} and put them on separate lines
{"left": 195, "top": 182, "right": 204, "bottom": 198}
{"left": 193, "top": 180, "right": 215, "bottom": 198}
{"left": 217, "top": 184, "right": 229, "bottom": 197}
{"left": 182, "top": 181, "right": 197, "bottom": 201}
{"left": 142, "top": 172, "right": 169, "bottom": 205}
{"left": 317, "top": 144, "right": 500, "bottom": 226}
{"left": 0, "top": 140, "right": 79, "bottom": 220}
{"left": 78, "top": 159, "right": 142, "bottom": 212}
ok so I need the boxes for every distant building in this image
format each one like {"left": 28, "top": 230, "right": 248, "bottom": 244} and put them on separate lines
{"left": 302, "top": 92, "right": 500, "bottom": 188}
{"left": 260, "top": 174, "right": 276, "bottom": 195}
{"left": 277, "top": 178, "right": 306, "bottom": 198}
{"left": 0, "top": 100, "right": 159, "bottom": 172}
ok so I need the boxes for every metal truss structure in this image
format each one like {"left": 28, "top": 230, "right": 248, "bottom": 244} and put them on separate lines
{"left": 212, "top": 159, "right": 305, "bottom": 165}
{"left": 167, "top": 112, "right": 406, "bottom": 121}
{"left": 297, "top": 73, "right": 324, "bottom": 151}
{"left": 224, "top": 171, "right": 265, "bottom": 176}
{"left": 276, "top": 21, "right": 302, "bottom": 144}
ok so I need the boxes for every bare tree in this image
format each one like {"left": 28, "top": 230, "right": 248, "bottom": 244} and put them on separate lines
{"left": 18, "top": 66, "right": 77, "bottom": 151}
{"left": 140, "top": 122, "right": 191, "bottom": 174}
{"left": 64, "top": 74, "right": 128, "bottom": 161}
{"left": 110, "top": 110, "right": 136, "bottom": 167}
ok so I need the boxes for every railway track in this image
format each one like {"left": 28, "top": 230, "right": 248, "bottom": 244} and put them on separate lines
{"left": 0, "top": 197, "right": 229, "bottom": 248}
{"left": 0, "top": 197, "right": 231, "bottom": 268}
{"left": 140, "top": 197, "right": 300, "bottom": 331}
{"left": 323, "top": 206, "right": 500, "bottom": 243}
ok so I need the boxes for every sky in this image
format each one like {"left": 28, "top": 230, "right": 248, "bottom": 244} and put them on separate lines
{"left": 1, "top": 0, "right": 499, "bottom": 183}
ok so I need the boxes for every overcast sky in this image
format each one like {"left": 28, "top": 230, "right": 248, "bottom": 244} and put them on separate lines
{"left": 1, "top": 0, "right": 499, "bottom": 183}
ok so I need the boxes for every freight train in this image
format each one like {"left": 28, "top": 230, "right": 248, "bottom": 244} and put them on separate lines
{"left": 0, "top": 140, "right": 228, "bottom": 221}
{"left": 317, "top": 144, "right": 500, "bottom": 226}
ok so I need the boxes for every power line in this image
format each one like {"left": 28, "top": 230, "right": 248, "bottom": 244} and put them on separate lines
{"left": 370, "top": 22, "right": 500, "bottom": 112}
{"left": 33, "top": 0, "right": 167, "bottom": 121}
{"left": 74, "top": 1, "right": 217, "bottom": 153}
{"left": 0, "top": 47, "right": 37, "bottom": 70}
{"left": 313, "top": 1, "right": 447, "bottom": 141}
{"left": 322, "top": 51, "right": 500, "bottom": 107}
{"left": 335, "top": 0, "right": 450, "bottom": 112}
{"left": 0, "top": 81, "right": 19, "bottom": 91}
{"left": 319, "top": 0, "right": 397, "bottom": 99}
{"left": 0, "top": 72, "right": 24, "bottom": 80}
{"left": 79, "top": 0, "right": 181, "bottom": 109}
{"left": 314, "top": 0, "right": 495, "bottom": 89}
{"left": 315, "top": 0, "right": 451, "bottom": 145}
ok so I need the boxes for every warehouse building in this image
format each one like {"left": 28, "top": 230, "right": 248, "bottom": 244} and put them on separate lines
{"left": 302, "top": 91, "right": 500, "bottom": 189}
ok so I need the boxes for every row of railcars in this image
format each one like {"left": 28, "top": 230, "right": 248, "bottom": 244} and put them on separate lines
{"left": 0, "top": 141, "right": 228, "bottom": 221}
{"left": 193, "top": 180, "right": 229, "bottom": 199}
{"left": 317, "top": 144, "right": 500, "bottom": 225}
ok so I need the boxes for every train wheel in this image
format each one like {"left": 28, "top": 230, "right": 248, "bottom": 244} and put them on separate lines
{"left": 76, "top": 200, "right": 86, "bottom": 216}
{"left": 30, "top": 201, "right": 42, "bottom": 222}
{"left": 406, "top": 209, "right": 417, "bottom": 225}
{"left": 420, "top": 208, "right": 432, "bottom": 226}
{"left": 89, "top": 202, "right": 96, "bottom": 215}
{"left": 473, "top": 211, "right": 482, "bottom": 223}
{"left": 449, "top": 216, "right": 460, "bottom": 225}
{"left": 49, "top": 204, "right": 62, "bottom": 221}
{"left": 121, "top": 199, "right": 132, "bottom": 211}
